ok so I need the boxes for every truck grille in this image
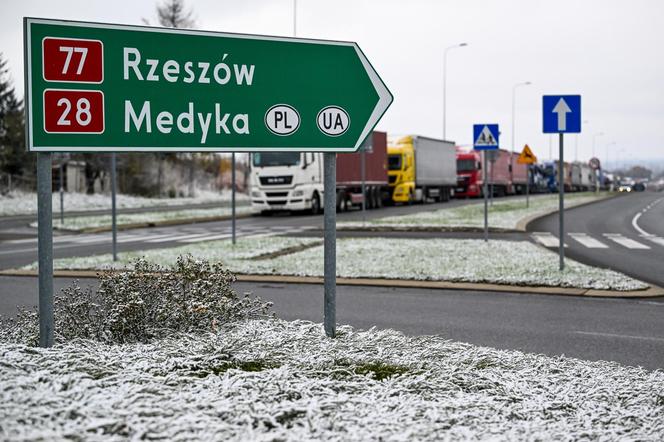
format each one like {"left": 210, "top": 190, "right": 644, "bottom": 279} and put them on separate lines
{"left": 266, "top": 192, "right": 289, "bottom": 197}
{"left": 267, "top": 200, "right": 287, "bottom": 205}
{"left": 259, "top": 175, "right": 293, "bottom": 186}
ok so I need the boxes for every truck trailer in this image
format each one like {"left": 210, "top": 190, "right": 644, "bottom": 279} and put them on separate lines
{"left": 387, "top": 135, "right": 457, "bottom": 204}
{"left": 455, "top": 148, "right": 528, "bottom": 197}
{"left": 250, "top": 131, "right": 389, "bottom": 214}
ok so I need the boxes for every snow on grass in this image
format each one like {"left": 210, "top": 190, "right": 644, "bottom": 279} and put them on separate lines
{"left": 26, "top": 235, "right": 320, "bottom": 271}
{"left": 1, "top": 319, "right": 663, "bottom": 440}
{"left": 0, "top": 189, "right": 249, "bottom": 216}
{"left": 340, "top": 192, "right": 611, "bottom": 230}
{"left": 35, "top": 206, "right": 254, "bottom": 231}
{"left": 40, "top": 236, "right": 646, "bottom": 291}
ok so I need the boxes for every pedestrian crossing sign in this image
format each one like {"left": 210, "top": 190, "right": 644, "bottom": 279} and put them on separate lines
{"left": 473, "top": 124, "right": 499, "bottom": 150}
{"left": 517, "top": 144, "right": 537, "bottom": 164}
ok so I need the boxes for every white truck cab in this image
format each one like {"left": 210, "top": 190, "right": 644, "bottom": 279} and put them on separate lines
{"left": 250, "top": 152, "right": 324, "bottom": 214}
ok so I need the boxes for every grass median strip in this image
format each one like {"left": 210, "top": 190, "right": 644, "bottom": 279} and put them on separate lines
{"left": 340, "top": 192, "right": 612, "bottom": 231}
{"left": 29, "top": 235, "right": 647, "bottom": 291}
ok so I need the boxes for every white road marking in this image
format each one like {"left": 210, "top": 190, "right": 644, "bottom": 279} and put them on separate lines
{"left": 569, "top": 233, "right": 608, "bottom": 249}
{"left": 116, "top": 233, "right": 172, "bottom": 243}
{"left": 179, "top": 233, "right": 232, "bottom": 243}
{"left": 575, "top": 330, "right": 664, "bottom": 343}
{"left": 639, "top": 234, "right": 664, "bottom": 247}
{"left": 145, "top": 232, "right": 213, "bottom": 243}
{"left": 531, "top": 232, "right": 566, "bottom": 248}
{"left": 603, "top": 233, "right": 650, "bottom": 249}
{"left": 631, "top": 197, "right": 663, "bottom": 237}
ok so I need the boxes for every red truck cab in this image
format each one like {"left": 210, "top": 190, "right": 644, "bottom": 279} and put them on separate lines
{"left": 455, "top": 149, "right": 483, "bottom": 197}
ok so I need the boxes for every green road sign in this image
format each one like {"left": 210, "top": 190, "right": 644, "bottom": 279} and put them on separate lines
{"left": 24, "top": 18, "right": 393, "bottom": 153}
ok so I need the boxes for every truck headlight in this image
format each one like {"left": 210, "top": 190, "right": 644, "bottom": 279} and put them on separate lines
{"left": 291, "top": 189, "right": 304, "bottom": 197}
{"left": 251, "top": 190, "right": 261, "bottom": 198}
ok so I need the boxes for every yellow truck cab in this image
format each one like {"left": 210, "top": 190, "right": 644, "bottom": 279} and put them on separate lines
{"left": 387, "top": 136, "right": 416, "bottom": 203}
{"left": 387, "top": 135, "right": 457, "bottom": 204}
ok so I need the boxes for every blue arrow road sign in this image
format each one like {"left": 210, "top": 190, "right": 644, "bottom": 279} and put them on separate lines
{"left": 473, "top": 124, "right": 499, "bottom": 150}
{"left": 543, "top": 95, "right": 581, "bottom": 133}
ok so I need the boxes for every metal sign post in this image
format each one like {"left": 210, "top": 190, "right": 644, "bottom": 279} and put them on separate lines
{"left": 483, "top": 152, "right": 488, "bottom": 242}
{"left": 59, "top": 160, "right": 64, "bottom": 225}
{"left": 25, "top": 18, "right": 392, "bottom": 344}
{"left": 111, "top": 153, "right": 118, "bottom": 261}
{"left": 558, "top": 134, "right": 565, "bottom": 270}
{"left": 543, "top": 95, "right": 582, "bottom": 272}
{"left": 473, "top": 124, "right": 500, "bottom": 243}
{"left": 323, "top": 153, "right": 336, "bottom": 337}
{"left": 231, "top": 152, "right": 236, "bottom": 245}
{"left": 37, "top": 153, "right": 54, "bottom": 347}
{"left": 361, "top": 144, "right": 366, "bottom": 223}
{"left": 526, "top": 165, "right": 530, "bottom": 209}
{"left": 517, "top": 144, "right": 537, "bottom": 209}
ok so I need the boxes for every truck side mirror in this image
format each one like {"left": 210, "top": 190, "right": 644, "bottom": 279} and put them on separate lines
{"left": 477, "top": 162, "right": 482, "bottom": 170}
{"left": 508, "top": 164, "right": 513, "bottom": 173}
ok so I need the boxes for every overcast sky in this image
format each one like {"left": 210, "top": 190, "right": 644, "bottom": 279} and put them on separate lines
{"left": 3, "top": 0, "right": 663, "bottom": 165}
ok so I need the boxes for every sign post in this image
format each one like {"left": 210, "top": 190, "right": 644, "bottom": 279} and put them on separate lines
{"left": 517, "top": 144, "right": 537, "bottom": 208}
{"left": 37, "top": 152, "right": 54, "bottom": 347}
{"left": 543, "top": 95, "right": 581, "bottom": 271}
{"left": 473, "top": 124, "right": 499, "bottom": 242}
{"left": 111, "top": 153, "right": 118, "bottom": 261}
{"left": 25, "top": 18, "right": 392, "bottom": 345}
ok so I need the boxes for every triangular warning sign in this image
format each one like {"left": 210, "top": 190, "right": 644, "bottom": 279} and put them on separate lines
{"left": 517, "top": 144, "right": 537, "bottom": 164}
{"left": 474, "top": 125, "right": 498, "bottom": 146}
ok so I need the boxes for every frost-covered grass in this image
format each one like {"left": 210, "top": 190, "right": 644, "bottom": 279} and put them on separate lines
{"left": 1, "top": 319, "right": 663, "bottom": 440}
{"left": 38, "top": 236, "right": 647, "bottom": 291}
{"left": 34, "top": 205, "right": 254, "bottom": 231}
{"left": 341, "top": 192, "right": 610, "bottom": 230}
{"left": 25, "top": 235, "right": 320, "bottom": 271}
{"left": 0, "top": 189, "right": 249, "bottom": 217}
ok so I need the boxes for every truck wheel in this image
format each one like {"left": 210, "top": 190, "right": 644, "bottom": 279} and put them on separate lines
{"left": 372, "top": 188, "right": 381, "bottom": 209}
{"left": 365, "top": 187, "right": 374, "bottom": 210}
{"left": 310, "top": 192, "right": 321, "bottom": 215}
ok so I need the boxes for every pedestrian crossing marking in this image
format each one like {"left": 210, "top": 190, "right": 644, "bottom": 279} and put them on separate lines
{"left": 569, "top": 233, "right": 608, "bottom": 249}
{"left": 603, "top": 234, "right": 650, "bottom": 250}
{"left": 531, "top": 232, "right": 566, "bottom": 248}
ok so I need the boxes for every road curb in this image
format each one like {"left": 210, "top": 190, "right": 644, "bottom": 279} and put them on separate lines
{"left": 1, "top": 269, "right": 661, "bottom": 298}
{"left": 336, "top": 225, "right": 520, "bottom": 233}
{"left": 336, "top": 194, "right": 617, "bottom": 234}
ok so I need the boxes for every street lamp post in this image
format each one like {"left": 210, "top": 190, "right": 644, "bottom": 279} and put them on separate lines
{"left": 592, "top": 132, "right": 604, "bottom": 158}
{"left": 511, "top": 81, "right": 531, "bottom": 195}
{"left": 442, "top": 42, "right": 467, "bottom": 139}
{"left": 605, "top": 141, "right": 616, "bottom": 170}
{"left": 592, "top": 132, "right": 604, "bottom": 193}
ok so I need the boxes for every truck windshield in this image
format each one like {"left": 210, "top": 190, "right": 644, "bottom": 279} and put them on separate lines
{"left": 387, "top": 154, "right": 402, "bottom": 171}
{"left": 456, "top": 159, "right": 476, "bottom": 172}
{"left": 252, "top": 152, "right": 300, "bottom": 167}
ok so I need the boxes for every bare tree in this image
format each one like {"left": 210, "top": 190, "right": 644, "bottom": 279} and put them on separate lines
{"left": 146, "top": 0, "right": 196, "bottom": 196}
{"left": 157, "top": 0, "right": 195, "bottom": 28}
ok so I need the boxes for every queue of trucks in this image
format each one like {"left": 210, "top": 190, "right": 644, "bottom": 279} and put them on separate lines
{"left": 249, "top": 131, "right": 600, "bottom": 214}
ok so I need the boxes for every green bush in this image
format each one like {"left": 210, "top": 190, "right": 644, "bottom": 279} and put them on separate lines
{"left": 0, "top": 256, "right": 272, "bottom": 345}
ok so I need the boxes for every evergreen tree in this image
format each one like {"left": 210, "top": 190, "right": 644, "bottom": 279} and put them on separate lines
{"left": 0, "top": 53, "right": 32, "bottom": 185}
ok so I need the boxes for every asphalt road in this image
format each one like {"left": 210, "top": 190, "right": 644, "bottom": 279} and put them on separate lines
{"left": 2, "top": 276, "right": 663, "bottom": 370}
{"left": 0, "top": 195, "right": 516, "bottom": 270}
{"left": 528, "top": 192, "right": 664, "bottom": 288}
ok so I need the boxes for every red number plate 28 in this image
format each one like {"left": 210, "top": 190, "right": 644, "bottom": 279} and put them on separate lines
{"left": 42, "top": 37, "right": 103, "bottom": 83}
{"left": 43, "top": 89, "right": 105, "bottom": 133}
